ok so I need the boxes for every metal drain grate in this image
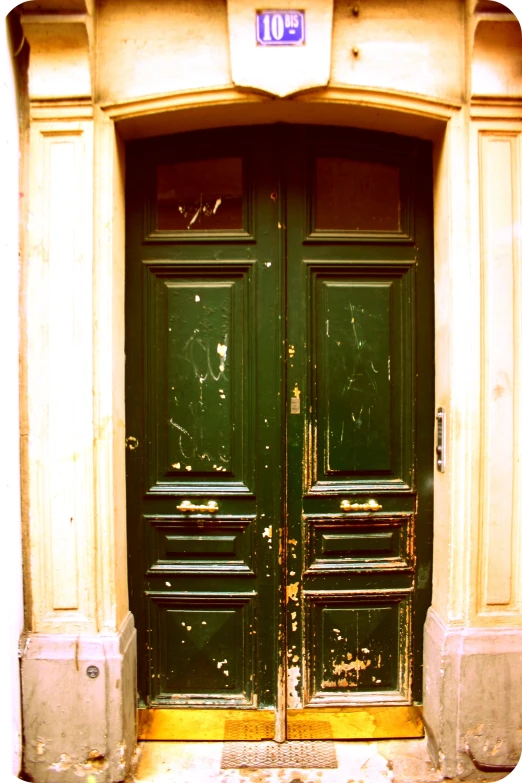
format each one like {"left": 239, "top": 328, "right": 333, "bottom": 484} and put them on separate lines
{"left": 224, "top": 720, "right": 274, "bottom": 741}
{"left": 287, "top": 721, "right": 332, "bottom": 740}
{"left": 221, "top": 741, "right": 338, "bottom": 769}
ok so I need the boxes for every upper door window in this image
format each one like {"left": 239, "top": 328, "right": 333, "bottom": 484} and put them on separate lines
{"left": 156, "top": 157, "right": 244, "bottom": 232}
{"left": 314, "top": 157, "right": 401, "bottom": 233}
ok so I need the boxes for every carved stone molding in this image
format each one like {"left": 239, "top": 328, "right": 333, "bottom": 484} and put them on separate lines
{"left": 20, "top": 10, "right": 92, "bottom": 100}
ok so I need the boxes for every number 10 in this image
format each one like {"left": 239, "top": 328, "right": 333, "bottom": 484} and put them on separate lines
{"left": 262, "top": 13, "right": 284, "bottom": 41}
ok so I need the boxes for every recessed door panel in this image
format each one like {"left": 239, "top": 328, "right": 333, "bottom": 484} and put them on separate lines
{"left": 148, "top": 593, "right": 255, "bottom": 706}
{"left": 309, "top": 267, "right": 414, "bottom": 490}
{"left": 145, "top": 262, "right": 255, "bottom": 495}
{"left": 320, "top": 279, "right": 394, "bottom": 474}
{"left": 125, "top": 124, "right": 434, "bottom": 740}
{"left": 304, "top": 515, "right": 413, "bottom": 573}
{"left": 305, "top": 592, "right": 412, "bottom": 705}
{"left": 146, "top": 515, "right": 255, "bottom": 575}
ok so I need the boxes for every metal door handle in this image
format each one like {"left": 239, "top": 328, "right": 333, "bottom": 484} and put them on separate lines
{"left": 176, "top": 500, "right": 219, "bottom": 513}
{"left": 340, "top": 499, "right": 382, "bottom": 512}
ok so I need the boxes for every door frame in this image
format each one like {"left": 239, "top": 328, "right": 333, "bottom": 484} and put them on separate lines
{"left": 123, "top": 123, "right": 434, "bottom": 739}
{"left": 93, "top": 87, "right": 462, "bottom": 739}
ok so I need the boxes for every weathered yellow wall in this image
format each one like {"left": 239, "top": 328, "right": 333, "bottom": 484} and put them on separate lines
{"left": 95, "top": 0, "right": 466, "bottom": 106}
{"left": 0, "top": 12, "right": 25, "bottom": 778}
{"left": 331, "top": 0, "right": 465, "bottom": 101}
{"left": 95, "top": 0, "right": 231, "bottom": 103}
{"left": 472, "top": 19, "right": 522, "bottom": 95}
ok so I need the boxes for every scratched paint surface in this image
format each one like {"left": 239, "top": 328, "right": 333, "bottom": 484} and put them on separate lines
{"left": 318, "top": 605, "right": 397, "bottom": 693}
{"left": 156, "top": 157, "right": 243, "bottom": 231}
{"left": 126, "top": 126, "right": 284, "bottom": 716}
{"left": 285, "top": 125, "right": 433, "bottom": 715}
{"left": 125, "top": 125, "right": 434, "bottom": 729}
{"left": 320, "top": 281, "right": 392, "bottom": 473}
{"left": 308, "top": 266, "right": 414, "bottom": 492}
{"left": 304, "top": 595, "right": 412, "bottom": 705}
{"left": 158, "top": 607, "right": 241, "bottom": 699}
{"left": 166, "top": 282, "right": 233, "bottom": 475}
{"left": 146, "top": 595, "right": 256, "bottom": 705}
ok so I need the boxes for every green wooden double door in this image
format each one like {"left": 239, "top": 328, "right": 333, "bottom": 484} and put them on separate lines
{"left": 125, "top": 124, "right": 434, "bottom": 741}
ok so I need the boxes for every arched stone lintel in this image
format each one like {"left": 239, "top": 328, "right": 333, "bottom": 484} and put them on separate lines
{"left": 99, "top": 83, "right": 460, "bottom": 143}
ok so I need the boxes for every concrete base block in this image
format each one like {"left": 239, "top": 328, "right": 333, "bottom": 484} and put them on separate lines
{"left": 423, "top": 607, "right": 522, "bottom": 778}
{"left": 21, "top": 612, "right": 137, "bottom": 783}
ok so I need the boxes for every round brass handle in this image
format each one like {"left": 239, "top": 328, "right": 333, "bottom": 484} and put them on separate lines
{"left": 177, "top": 500, "right": 219, "bottom": 513}
{"left": 340, "top": 499, "right": 382, "bottom": 512}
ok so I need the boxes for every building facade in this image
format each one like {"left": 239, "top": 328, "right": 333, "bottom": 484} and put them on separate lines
{"left": 3, "top": 0, "right": 522, "bottom": 780}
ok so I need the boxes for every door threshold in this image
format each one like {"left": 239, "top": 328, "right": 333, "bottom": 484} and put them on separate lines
{"left": 138, "top": 708, "right": 275, "bottom": 741}
{"left": 287, "top": 706, "right": 423, "bottom": 740}
{"left": 138, "top": 706, "right": 423, "bottom": 741}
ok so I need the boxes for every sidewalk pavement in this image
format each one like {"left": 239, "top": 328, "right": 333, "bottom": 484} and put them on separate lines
{"left": 130, "top": 739, "right": 514, "bottom": 783}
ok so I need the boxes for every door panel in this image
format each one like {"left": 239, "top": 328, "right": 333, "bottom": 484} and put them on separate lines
{"left": 285, "top": 126, "right": 433, "bottom": 719}
{"left": 309, "top": 266, "right": 414, "bottom": 489}
{"left": 126, "top": 124, "right": 434, "bottom": 739}
{"left": 146, "top": 515, "right": 256, "bottom": 575}
{"left": 305, "top": 591, "right": 412, "bottom": 704}
{"left": 319, "top": 279, "right": 394, "bottom": 475}
{"left": 148, "top": 593, "right": 255, "bottom": 706}
{"left": 126, "top": 128, "right": 284, "bottom": 736}
{"left": 145, "top": 261, "right": 255, "bottom": 495}
{"left": 304, "top": 515, "right": 413, "bottom": 573}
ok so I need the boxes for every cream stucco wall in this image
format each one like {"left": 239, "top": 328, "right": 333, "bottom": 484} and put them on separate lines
{"left": 331, "top": 0, "right": 466, "bottom": 101}
{"left": 0, "top": 11, "right": 24, "bottom": 778}
{"left": 95, "top": 0, "right": 231, "bottom": 104}
{"left": 95, "top": 0, "right": 467, "bottom": 106}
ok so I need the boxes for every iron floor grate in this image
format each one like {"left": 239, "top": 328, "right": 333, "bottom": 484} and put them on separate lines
{"left": 221, "top": 740, "right": 338, "bottom": 769}
{"left": 224, "top": 720, "right": 274, "bottom": 741}
{"left": 287, "top": 720, "right": 332, "bottom": 739}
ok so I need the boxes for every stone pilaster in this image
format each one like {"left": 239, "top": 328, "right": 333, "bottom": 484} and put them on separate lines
{"left": 19, "top": 7, "right": 136, "bottom": 781}
{"left": 423, "top": 8, "right": 522, "bottom": 772}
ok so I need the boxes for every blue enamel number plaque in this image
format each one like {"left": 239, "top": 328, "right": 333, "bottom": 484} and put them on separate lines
{"left": 256, "top": 10, "right": 305, "bottom": 46}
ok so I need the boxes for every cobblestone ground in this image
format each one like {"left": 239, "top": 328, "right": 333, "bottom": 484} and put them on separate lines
{"left": 130, "top": 739, "right": 520, "bottom": 783}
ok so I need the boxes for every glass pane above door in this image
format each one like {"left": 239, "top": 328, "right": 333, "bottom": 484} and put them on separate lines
{"left": 157, "top": 157, "right": 243, "bottom": 231}
{"left": 314, "top": 157, "right": 401, "bottom": 232}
